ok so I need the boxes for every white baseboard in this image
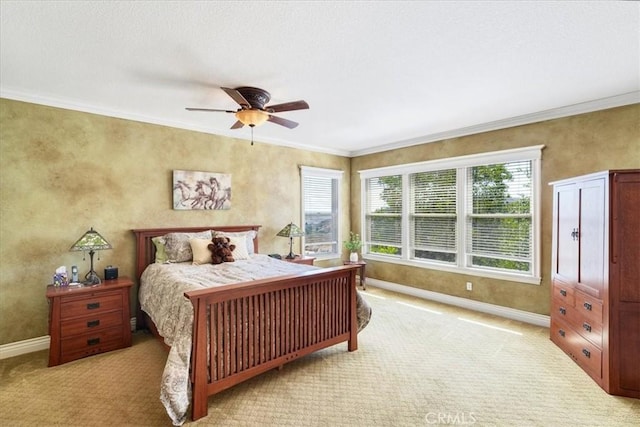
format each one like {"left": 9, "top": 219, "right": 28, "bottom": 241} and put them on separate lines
{"left": 0, "top": 291, "right": 546, "bottom": 361}
{"left": 367, "top": 278, "right": 550, "bottom": 327}
{"left": 0, "top": 335, "right": 50, "bottom": 360}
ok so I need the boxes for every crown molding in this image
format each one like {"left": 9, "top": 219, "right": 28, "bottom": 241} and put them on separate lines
{"left": 2, "top": 89, "right": 637, "bottom": 158}
{"left": 0, "top": 89, "right": 352, "bottom": 157}
{"left": 349, "top": 91, "right": 640, "bottom": 157}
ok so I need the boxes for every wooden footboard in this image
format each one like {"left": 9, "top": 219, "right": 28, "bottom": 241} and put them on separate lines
{"left": 185, "top": 265, "right": 359, "bottom": 421}
{"left": 132, "top": 225, "right": 360, "bottom": 422}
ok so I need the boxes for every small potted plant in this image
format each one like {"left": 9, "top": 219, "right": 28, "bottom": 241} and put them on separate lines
{"left": 344, "top": 232, "right": 362, "bottom": 262}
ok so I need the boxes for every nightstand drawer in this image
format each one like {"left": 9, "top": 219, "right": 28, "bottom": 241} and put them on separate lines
{"left": 61, "top": 326, "right": 125, "bottom": 355}
{"left": 61, "top": 310, "right": 123, "bottom": 336}
{"left": 60, "top": 291, "right": 123, "bottom": 319}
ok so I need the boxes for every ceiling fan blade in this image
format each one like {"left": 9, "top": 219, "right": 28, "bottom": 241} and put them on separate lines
{"left": 265, "top": 100, "right": 309, "bottom": 113}
{"left": 222, "top": 87, "right": 251, "bottom": 108}
{"left": 185, "top": 107, "right": 236, "bottom": 113}
{"left": 230, "top": 120, "right": 244, "bottom": 129}
{"left": 267, "top": 115, "right": 299, "bottom": 129}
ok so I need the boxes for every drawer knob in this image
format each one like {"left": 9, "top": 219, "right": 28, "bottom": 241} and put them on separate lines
{"left": 87, "top": 302, "right": 100, "bottom": 310}
{"left": 87, "top": 319, "right": 100, "bottom": 328}
{"left": 559, "top": 307, "right": 567, "bottom": 315}
{"left": 583, "top": 302, "right": 592, "bottom": 311}
{"left": 87, "top": 337, "right": 100, "bottom": 346}
{"left": 582, "top": 322, "right": 592, "bottom": 332}
{"left": 560, "top": 289, "right": 567, "bottom": 297}
{"left": 582, "top": 348, "right": 591, "bottom": 358}
{"left": 558, "top": 329, "right": 566, "bottom": 337}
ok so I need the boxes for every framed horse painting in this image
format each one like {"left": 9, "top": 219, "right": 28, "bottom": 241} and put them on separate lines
{"left": 172, "top": 170, "right": 231, "bottom": 210}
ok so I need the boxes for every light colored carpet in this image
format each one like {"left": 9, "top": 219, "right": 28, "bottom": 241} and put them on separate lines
{"left": 1, "top": 287, "right": 639, "bottom": 426}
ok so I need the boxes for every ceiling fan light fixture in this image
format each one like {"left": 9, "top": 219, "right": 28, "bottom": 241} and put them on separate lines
{"left": 235, "top": 109, "right": 269, "bottom": 127}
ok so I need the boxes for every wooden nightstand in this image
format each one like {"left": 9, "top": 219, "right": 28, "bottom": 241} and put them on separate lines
{"left": 343, "top": 260, "right": 366, "bottom": 290}
{"left": 47, "top": 277, "right": 133, "bottom": 367}
{"left": 283, "top": 256, "right": 316, "bottom": 266}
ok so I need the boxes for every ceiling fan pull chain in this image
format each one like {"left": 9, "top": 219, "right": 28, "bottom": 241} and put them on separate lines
{"left": 250, "top": 125, "right": 254, "bottom": 146}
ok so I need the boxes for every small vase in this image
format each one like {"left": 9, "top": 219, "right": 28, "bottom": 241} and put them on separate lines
{"left": 349, "top": 252, "right": 359, "bottom": 262}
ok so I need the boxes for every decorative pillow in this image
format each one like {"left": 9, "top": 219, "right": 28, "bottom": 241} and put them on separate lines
{"left": 190, "top": 238, "right": 214, "bottom": 265}
{"left": 227, "top": 236, "right": 250, "bottom": 260}
{"left": 213, "top": 230, "right": 257, "bottom": 254}
{"left": 164, "top": 230, "right": 213, "bottom": 262}
{"left": 152, "top": 236, "right": 168, "bottom": 264}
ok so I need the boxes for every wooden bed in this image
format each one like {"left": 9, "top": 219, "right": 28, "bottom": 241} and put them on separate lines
{"left": 132, "top": 225, "right": 360, "bottom": 421}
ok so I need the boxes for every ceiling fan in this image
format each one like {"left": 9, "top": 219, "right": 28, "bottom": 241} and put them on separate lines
{"left": 186, "top": 86, "right": 309, "bottom": 130}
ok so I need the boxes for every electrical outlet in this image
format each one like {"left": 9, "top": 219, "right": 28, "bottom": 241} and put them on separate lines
{"left": 466, "top": 282, "right": 473, "bottom": 291}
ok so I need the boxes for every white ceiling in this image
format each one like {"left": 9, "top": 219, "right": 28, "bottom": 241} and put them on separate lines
{"left": 1, "top": 1, "right": 638, "bottom": 157}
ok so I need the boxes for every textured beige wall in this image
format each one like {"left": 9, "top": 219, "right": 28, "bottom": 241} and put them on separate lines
{"left": 351, "top": 104, "right": 640, "bottom": 314}
{"left": 0, "top": 98, "right": 350, "bottom": 344}
{"left": 1, "top": 99, "right": 638, "bottom": 345}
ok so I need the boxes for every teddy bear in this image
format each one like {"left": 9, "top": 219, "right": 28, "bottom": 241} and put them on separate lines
{"left": 208, "top": 236, "right": 236, "bottom": 264}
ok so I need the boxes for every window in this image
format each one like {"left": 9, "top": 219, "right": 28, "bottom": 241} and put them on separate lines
{"left": 360, "top": 146, "right": 543, "bottom": 284}
{"left": 411, "top": 169, "right": 457, "bottom": 263}
{"left": 466, "top": 161, "right": 533, "bottom": 273}
{"left": 301, "top": 166, "right": 343, "bottom": 258}
{"left": 365, "top": 175, "right": 403, "bottom": 256}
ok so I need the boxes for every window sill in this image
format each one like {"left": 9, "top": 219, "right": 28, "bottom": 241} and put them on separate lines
{"left": 305, "top": 254, "right": 340, "bottom": 261}
{"left": 363, "top": 254, "right": 541, "bottom": 285}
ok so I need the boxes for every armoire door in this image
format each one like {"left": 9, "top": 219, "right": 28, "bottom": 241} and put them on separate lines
{"left": 577, "top": 177, "right": 606, "bottom": 298}
{"left": 554, "top": 182, "right": 578, "bottom": 285}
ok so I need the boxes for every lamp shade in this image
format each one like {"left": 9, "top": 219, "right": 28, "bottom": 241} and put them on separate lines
{"left": 277, "top": 223, "right": 304, "bottom": 259}
{"left": 276, "top": 223, "right": 304, "bottom": 238}
{"left": 70, "top": 227, "right": 112, "bottom": 285}
{"left": 70, "top": 227, "right": 112, "bottom": 251}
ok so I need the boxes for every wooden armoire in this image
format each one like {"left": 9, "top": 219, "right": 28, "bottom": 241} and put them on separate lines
{"left": 550, "top": 170, "right": 640, "bottom": 399}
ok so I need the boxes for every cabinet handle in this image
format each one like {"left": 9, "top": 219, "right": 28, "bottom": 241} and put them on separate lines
{"left": 582, "top": 348, "right": 591, "bottom": 358}
{"left": 87, "top": 319, "right": 100, "bottom": 328}
{"left": 559, "top": 307, "right": 567, "bottom": 315}
{"left": 582, "top": 322, "right": 592, "bottom": 332}
{"left": 571, "top": 228, "right": 580, "bottom": 241}
{"left": 559, "top": 289, "right": 567, "bottom": 297}
{"left": 87, "top": 302, "right": 100, "bottom": 310}
{"left": 558, "top": 329, "right": 566, "bottom": 337}
{"left": 87, "top": 338, "right": 100, "bottom": 346}
{"left": 583, "top": 302, "right": 592, "bottom": 311}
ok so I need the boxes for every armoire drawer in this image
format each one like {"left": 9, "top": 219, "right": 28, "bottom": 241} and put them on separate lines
{"left": 551, "top": 319, "right": 602, "bottom": 379}
{"left": 552, "top": 280, "right": 575, "bottom": 306}
{"left": 573, "top": 291, "right": 603, "bottom": 326}
{"left": 565, "top": 307, "right": 603, "bottom": 347}
{"left": 552, "top": 291, "right": 603, "bottom": 347}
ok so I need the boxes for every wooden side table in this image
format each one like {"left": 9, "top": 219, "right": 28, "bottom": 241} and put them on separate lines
{"left": 343, "top": 260, "right": 366, "bottom": 289}
{"left": 47, "top": 277, "right": 133, "bottom": 366}
{"left": 283, "top": 256, "right": 316, "bottom": 266}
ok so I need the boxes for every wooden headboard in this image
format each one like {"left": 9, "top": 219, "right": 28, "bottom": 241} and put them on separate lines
{"left": 131, "top": 225, "right": 262, "bottom": 280}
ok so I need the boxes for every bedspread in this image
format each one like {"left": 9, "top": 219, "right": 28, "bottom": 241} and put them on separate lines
{"left": 139, "top": 254, "right": 371, "bottom": 425}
